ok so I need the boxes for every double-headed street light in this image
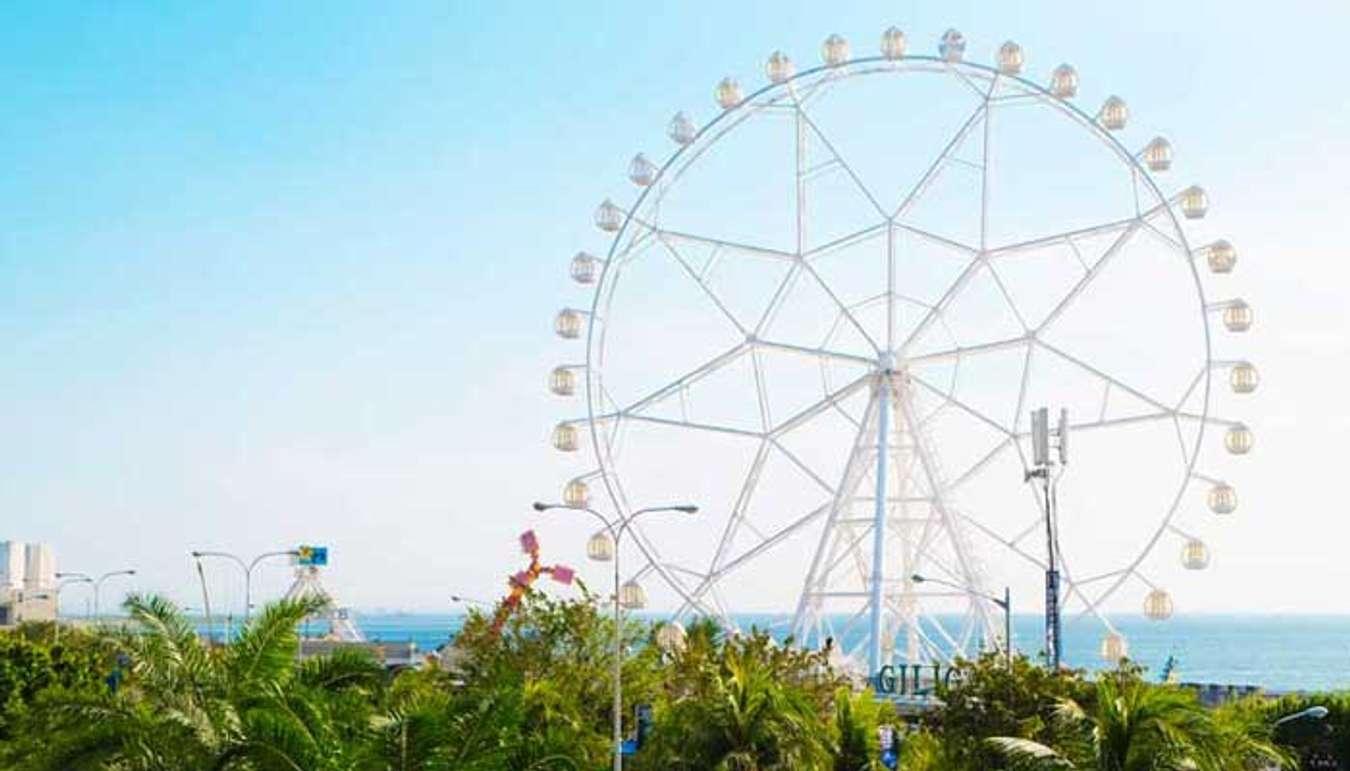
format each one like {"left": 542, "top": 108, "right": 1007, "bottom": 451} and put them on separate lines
{"left": 912, "top": 574, "right": 1013, "bottom": 667}
{"left": 58, "top": 570, "right": 136, "bottom": 625}
{"left": 533, "top": 501, "right": 697, "bottom": 771}
{"left": 53, "top": 573, "right": 95, "bottom": 617}
{"left": 191, "top": 549, "right": 299, "bottom": 625}
{"left": 50, "top": 575, "right": 95, "bottom": 642}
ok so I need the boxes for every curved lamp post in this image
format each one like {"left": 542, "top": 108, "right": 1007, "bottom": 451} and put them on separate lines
{"left": 51, "top": 574, "right": 95, "bottom": 643}
{"left": 85, "top": 570, "right": 136, "bottom": 625}
{"left": 912, "top": 573, "right": 1012, "bottom": 666}
{"left": 191, "top": 549, "right": 299, "bottom": 626}
{"left": 533, "top": 501, "right": 697, "bottom": 771}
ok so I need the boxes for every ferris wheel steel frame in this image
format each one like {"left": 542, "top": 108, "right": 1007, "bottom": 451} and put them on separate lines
{"left": 554, "top": 41, "right": 1252, "bottom": 670}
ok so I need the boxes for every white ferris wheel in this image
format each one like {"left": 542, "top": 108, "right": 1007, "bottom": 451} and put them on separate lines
{"left": 547, "top": 26, "right": 1256, "bottom": 671}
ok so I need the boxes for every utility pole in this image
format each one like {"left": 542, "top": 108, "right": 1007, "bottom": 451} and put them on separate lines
{"left": 1026, "top": 407, "right": 1069, "bottom": 669}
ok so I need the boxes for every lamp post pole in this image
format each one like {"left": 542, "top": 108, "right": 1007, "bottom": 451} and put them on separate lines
{"left": 90, "top": 570, "right": 136, "bottom": 625}
{"left": 911, "top": 574, "right": 1013, "bottom": 667}
{"left": 533, "top": 501, "right": 697, "bottom": 771}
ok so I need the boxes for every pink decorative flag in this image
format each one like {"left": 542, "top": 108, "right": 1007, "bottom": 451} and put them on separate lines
{"left": 550, "top": 565, "right": 575, "bottom": 585}
{"left": 510, "top": 570, "right": 531, "bottom": 588}
{"left": 519, "top": 530, "right": 539, "bottom": 555}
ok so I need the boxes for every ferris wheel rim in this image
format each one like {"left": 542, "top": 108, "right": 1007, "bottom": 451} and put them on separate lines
{"left": 575, "top": 46, "right": 1218, "bottom": 643}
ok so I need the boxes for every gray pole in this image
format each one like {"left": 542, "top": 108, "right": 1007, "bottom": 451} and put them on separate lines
{"left": 195, "top": 559, "right": 215, "bottom": 644}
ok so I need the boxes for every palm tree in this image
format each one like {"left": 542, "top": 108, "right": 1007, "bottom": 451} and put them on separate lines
{"left": 829, "top": 685, "right": 885, "bottom": 771}
{"left": 639, "top": 631, "right": 835, "bottom": 770}
{"left": 4, "top": 593, "right": 385, "bottom": 771}
{"left": 987, "top": 673, "right": 1288, "bottom": 771}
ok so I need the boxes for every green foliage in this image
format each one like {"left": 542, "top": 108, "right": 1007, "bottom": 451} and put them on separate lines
{"left": 634, "top": 628, "right": 861, "bottom": 771}
{"left": 0, "top": 590, "right": 1314, "bottom": 771}
{"left": 0, "top": 622, "right": 108, "bottom": 738}
{"left": 985, "top": 667, "right": 1289, "bottom": 771}
{"left": 439, "top": 585, "right": 660, "bottom": 769}
{"left": 830, "top": 685, "right": 886, "bottom": 771}
{"left": 0, "top": 592, "right": 387, "bottom": 771}
{"left": 1258, "top": 691, "right": 1350, "bottom": 770}
{"left": 925, "top": 651, "right": 1091, "bottom": 770}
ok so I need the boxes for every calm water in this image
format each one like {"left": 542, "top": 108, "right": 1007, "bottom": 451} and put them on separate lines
{"left": 184, "top": 613, "right": 1350, "bottom": 692}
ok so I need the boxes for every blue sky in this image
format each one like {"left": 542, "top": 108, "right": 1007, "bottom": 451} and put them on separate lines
{"left": 2, "top": 1, "right": 1349, "bottom": 615}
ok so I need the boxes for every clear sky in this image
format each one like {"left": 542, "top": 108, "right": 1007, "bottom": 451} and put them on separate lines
{"left": 3, "top": 0, "right": 1348, "bottom": 616}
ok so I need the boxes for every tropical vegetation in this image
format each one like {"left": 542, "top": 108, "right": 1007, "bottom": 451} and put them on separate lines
{"left": 0, "top": 587, "right": 1324, "bottom": 770}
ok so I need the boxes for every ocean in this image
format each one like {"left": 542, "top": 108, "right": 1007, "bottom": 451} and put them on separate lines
{"left": 325, "top": 612, "right": 1350, "bottom": 693}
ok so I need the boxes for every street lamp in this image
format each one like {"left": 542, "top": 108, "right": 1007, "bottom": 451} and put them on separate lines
{"left": 51, "top": 575, "right": 95, "bottom": 643}
{"left": 1275, "top": 706, "right": 1329, "bottom": 727}
{"left": 450, "top": 594, "right": 491, "bottom": 607}
{"left": 533, "top": 500, "right": 697, "bottom": 771}
{"left": 54, "top": 573, "right": 94, "bottom": 614}
{"left": 191, "top": 548, "right": 299, "bottom": 626}
{"left": 912, "top": 574, "right": 1013, "bottom": 667}
{"left": 89, "top": 570, "right": 136, "bottom": 625}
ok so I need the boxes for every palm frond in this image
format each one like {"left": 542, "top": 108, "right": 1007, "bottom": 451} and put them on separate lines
{"left": 987, "top": 736, "right": 1078, "bottom": 770}
{"left": 226, "top": 596, "right": 325, "bottom": 693}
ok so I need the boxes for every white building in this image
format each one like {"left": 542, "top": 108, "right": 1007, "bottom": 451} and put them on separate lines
{"left": 0, "top": 542, "right": 24, "bottom": 592}
{"left": 23, "top": 543, "right": 54, "bottom": 593}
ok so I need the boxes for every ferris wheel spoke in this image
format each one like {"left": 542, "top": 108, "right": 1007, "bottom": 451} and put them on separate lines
{"left": 985, "top": 214, "right": 1138, "bottom": 258}
{"left": 946, "top": 437, "right": 1013, "bottom": 493}
{"left": 1033, "top": 219, "right": 1144, "bottom": 334}
{"left": 706, "top": 502, "right": 832, "bottom": 586}
{"left": 1176, "top": 411, "right": 1243, "bottom": 428}
{"left": 983, "top": 262, "right": 1032, "bottom": 332}
{"left": 707, "top": 440, "right": 773, "bottom": 576}
{"left": 620, "top": 343, "right": 749, "bottom": 416}
{"left": 656, "top": 235, "right": 750, "bottom": 337}
{"left": 892, "top": 101, "right": 987, "bottom": 221}
{"left": 893, "top": 222, "right": 980, "bottom": 257}
{"left": 751, "top": 338, "right": 876, "bottom": 368}
{"left": 769, "top": 439, "right": 836, "bottom": 494}
{"left": 802, "top": 221, "right": 890, "bottom": 262}
{"left": 794, "top": 107, "right": 889, "bottom": 220}
{"left": 1033, "top": 340, "right": 1175, "bottom": 414}
{"left": 905, "top": 334, "right": 1031, "bottom": 367}
{"left": 896, "top": 254, "right": 984, "bottom": 358}
{"left": 629, "top": 219, "right": 797, "bottom": 263}
{"left": 958, "top": 510, "right": 1046, "bottom": 571}
{"left": 798, "top": 259, "right": 883, "bottom": 355}
{"left": 908, "top": 373, "right": 1015, "bottom": 436}
{"left": 621, "top": 413, "right": 764, "bottom": 439}
{"left": 1011, "top": 410, "right": 1176, "bottom": 440}
{"left": 769, "top": 371, "right": 872, "bottom": 438}
{"left": 984, "top": 200, "right": 1168, "bottom": 259}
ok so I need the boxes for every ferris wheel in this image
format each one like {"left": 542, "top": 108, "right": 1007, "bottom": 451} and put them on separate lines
{"left": 547, "top": 26, "right": 1255, "bottom": 670}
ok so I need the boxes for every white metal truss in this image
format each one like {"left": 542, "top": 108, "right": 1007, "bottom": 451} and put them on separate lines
{"left": 556, "top": 46, "right": 1246, "bottom": 671}
{"left": 283, "top": 566, "right": 366, "bottom": 643}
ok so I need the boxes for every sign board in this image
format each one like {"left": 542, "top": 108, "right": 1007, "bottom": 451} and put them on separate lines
{"left": 296, "top": 545, "right": 328, "bottom": 566}
{"left": 873, "top": 663, "right": 960, "bottom": 696}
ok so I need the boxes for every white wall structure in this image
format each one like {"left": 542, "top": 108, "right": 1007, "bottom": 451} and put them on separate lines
{"left": 23, "top": 543, "right": 54, "bottom": 592}
{"left": 0, "top": 542, "right": 24, "bottom": 592}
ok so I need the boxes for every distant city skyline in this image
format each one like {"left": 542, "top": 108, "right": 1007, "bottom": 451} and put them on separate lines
{"left": 3, "top": 1, "right": 1348, "bottom": 616}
